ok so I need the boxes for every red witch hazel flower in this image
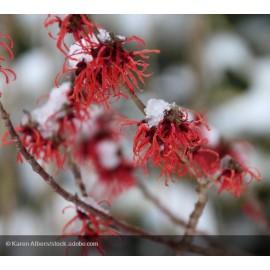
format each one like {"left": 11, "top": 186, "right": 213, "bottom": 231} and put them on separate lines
{"left": 190, "top": 125, "right": 260, "bottom": 196}
{"left": 124, "top": 99, "right": 208, "bottom": 185}
{"left": 2, "top": 82, "right": 90, "bottom": 170}
{"left": 44, "top": 14, "right": 96, "bottom": 55}
{"left": 56, "top": 28, "right": 160, "bottom": 106}
{"left": 188, "top": 146, "right": 220, "bottom": 179}
{"left": 75, "top": 109, "right": 136, "bottom": 198}
{"left": 62, "top": 200, "right": 117, "bottom": 255}
{"left": 217, "top": 154, "right": 260, "bottom": 197}
{"left": 0, "top": 34, "right": 16, "bottom": 94}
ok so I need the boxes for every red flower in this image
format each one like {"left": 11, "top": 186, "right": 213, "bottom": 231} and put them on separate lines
{"left": 75, "top": 112, "right": 136, "bottom": 197}
{"left": 47, "top": 99, "right": 91, "bottom": 143}
{"left": 0, "top": 34, "right": 16, "bottom": 86}
{"left": 2, "top": 83, "right": 91, "bottom": 170}
{"left": 3, "top": 124, "right": 67, "bottom": 169}
{"left": 125, "top": 100, "right": 208, "bottom": 184}
{"left": 217, "top": 155, "right": 260, "bottom": 196}
{"left": 56, "top": 31, "right": 160, "bottom": 106}
{"left": 44, "top": 14, "right": 96, "bottom": 55}
{"left": 62, "top": 205, "right": 117, "bottom": 255}
{"left": 188, "top": 147, "right": 220, "bottom": 178}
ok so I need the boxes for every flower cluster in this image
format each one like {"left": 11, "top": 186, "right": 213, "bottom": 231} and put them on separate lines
{"left": 124, "top": 99, "right": 208, "bottom": 184}
{"left": 124, "top": 98, "right": 260, "bottom": 195}
{"left": 0, "top": 34, "right": 16, "bottom": 93}
{"left": 56, "top": 28, "right": 159, "bottom": 106}
{"left": 214, "top": 142, "right": 260, "bottom": 196}
{"left": 3, "top": 83, "right": 90, "bottom": 169}
{"left": 75, "top": 109, "right": 136, "bottom": 198}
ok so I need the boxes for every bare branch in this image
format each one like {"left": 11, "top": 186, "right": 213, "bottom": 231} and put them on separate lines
{"left": 69, "top": 159, "right": 88, "bottom": 197}
{"left": 121, "top": 86, "right": 146, "bottom": 115}
{"left": 137, "top": 180, "right": 207, "bottom": 235}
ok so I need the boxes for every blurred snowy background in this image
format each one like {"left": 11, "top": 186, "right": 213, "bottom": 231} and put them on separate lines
{"left": 0, "top": 15, "right": 270, "bottom": 241}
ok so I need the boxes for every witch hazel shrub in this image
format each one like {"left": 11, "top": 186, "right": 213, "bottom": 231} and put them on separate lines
{"left": 0, "top": 14, "right": 261, "bottom": 255}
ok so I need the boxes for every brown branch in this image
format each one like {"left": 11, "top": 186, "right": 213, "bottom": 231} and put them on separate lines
{"left": 184, "top": 181, "right": 212, "bottom": 236}
{"left": 121, "top": 86, "right": 146, "bottom": 115}
{"left": 176, "top": 180, "right": 212, "bottom": 254}
{"left": 69, "top": 159, "right": 88, "bottom": 197}
{"left": 137, "top": 180, "right": 207, "bottom": 235}
{"left": 0, "top": 99, "right": 223, "bottom": 255}
{"left": 137, "top": 181, "right": 187, "bottom": 227}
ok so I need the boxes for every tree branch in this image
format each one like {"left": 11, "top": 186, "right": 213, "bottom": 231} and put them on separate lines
{"left": 69, "top": 159, "right": 88, "bottom": 197}
{"left": 121, "top": 86, "right": 146, "bottom": 115}
{"left": 184, "top": 181, "right": 212, "bottom": 236}
{"left": 137, "top": 180, "right": 207, "bottom": 235}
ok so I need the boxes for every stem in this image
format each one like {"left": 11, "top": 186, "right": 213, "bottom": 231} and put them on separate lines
{"left": 176, "top": 180, "right": 212, "bottom": 254}
{"left": 184, "top": 181, "right": 211, "bottom": 236}
{"left": 121, "top": 86, "right": 146, "bottom": 115}
{"left": 69, "top": 160, "right": 87, "bottom": 197}
{"left": 137, "top": 180, "right": 207, "bottom": 235}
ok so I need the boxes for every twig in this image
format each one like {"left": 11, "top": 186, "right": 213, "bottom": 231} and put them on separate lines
{"left": 69, "top": 159, "right": 87, "bottom": 197}
{"left": 184, "top": 181, "right": 212, "bottom": 236}
{"left": 176, "top": 180, "right": 212, "bottom": 254}
{"left": 121, "top": 86, "right": 146, "bottom": 115}
{"left": 137, "top": 180, "right": 207, "bottom": 234}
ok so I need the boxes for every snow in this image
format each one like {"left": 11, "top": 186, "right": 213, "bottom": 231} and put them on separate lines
{"left": 116, "top": 35, "right": 126, "bottom": 41}
{"left": 77, "top": 105, "right": 104, "bottom": 140}
{"left": 97, "top": 29, "right": 111, "bottom": 43}
{"left": 96, "top": 140, "right": 120, "bottom": 169}
{"left": 68, "top": 29, "right": 111, "bottom": 68}
{"left": 25, "top": 82, "right": 71, "bottom": 138}
{"left": 68, "top": 38, "right": 93, "bottom": 68}
{"left": 144, "top": 99, "right": 172, "bottom": 128}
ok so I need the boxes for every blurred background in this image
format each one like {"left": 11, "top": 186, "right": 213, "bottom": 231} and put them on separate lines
{"left": 0, "top": 15, "right": 270, "bottom": 247}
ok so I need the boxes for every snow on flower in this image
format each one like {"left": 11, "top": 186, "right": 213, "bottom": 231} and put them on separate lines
{"left": 3, "top": 82, "right": 91, "bottom": 170}
{"left": 144, "top": 99, "right": 172, "bottom": 128}
{"left": 30, "top": 82, "right": 71, "bottom": 138}
{"left": 56, "top": 31, "right": 160, "bottom": 106}
{"left": 96, "top": 140, "right": 121, "bottom": 169}
{"left": 124, "top": 99, "right": 208, "bottom": 184}
{"left": 68, "top": 29, "right": 112, "bottom": 68}
{"left": 75, "top": 112, "right": 136, "bottom": 198}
